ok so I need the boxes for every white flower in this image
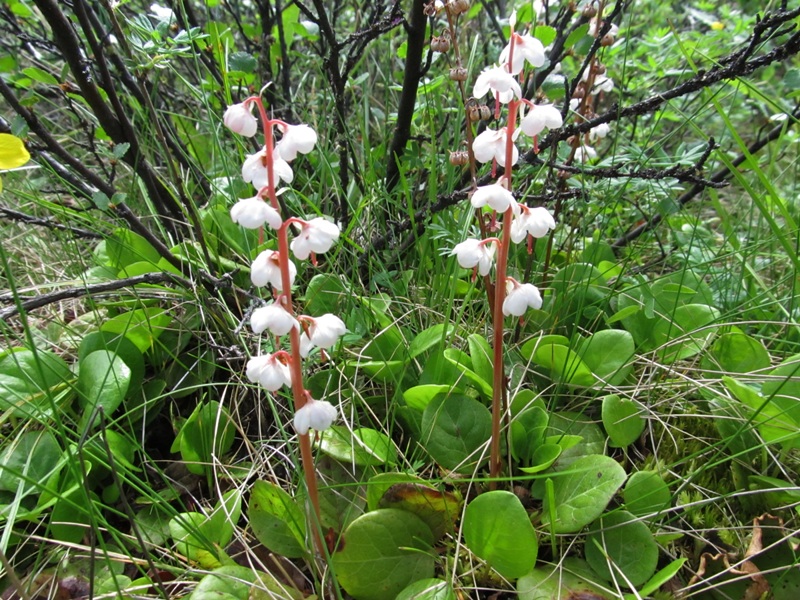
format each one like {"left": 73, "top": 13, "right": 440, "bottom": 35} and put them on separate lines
{"left": 574, "top": 144, "right": 597, "bottom": 162}
{"left": 519, "top": 104, "right": 563, "bottom": 137}
{"left": 588, "top": 17, "right": 619, "bottom": 38}
{"left": 473, "top": 65, "right": 522, "bottom": 104}
{"left": 503, "top": 280, "right": 543, "bottom": 316}
{"left": 242, "top": 148, "right": 294, "bottom": 190}
{"left": 589, "top": 122, "right": 610, "bottom": 142}
{"left": 246, "top": 353, "right": 292, "bottom": 391}
{"left": 473, "top": 128, "right": 518, "bottom": 167}
{"left": 582, "top": 70, "right": 614, "bottom": 95}
{"left": 511, "top": 206, "right": 556, "bottom": 243}
{"left": 471, "top": 183, "right": 520, "bottom": 215}
{"left": 300, "top": 314, "right": 347, "bottom": 357}
{"left": 294, "top": 398, "right": 337, "bottom": 434}
{"left": 452, "top": 238, "right": 496, "bottom": 276}
{"left": 251, "top": 302, "right": 299, "bottom": 336}
{"left": 230, "top": 196, "right": 282, "bottom": 230}
{"left": 290, "top": 217, "right": 340, "bottom": 260}
{"left": 223, "top": 103, "right": 258, "bottom": 137}
{"left": 500, "top": 33, "right": 546, "bottom": 75}
{"left": 275, "top": 124, "right": 317, "bottom": 161}
{"left": 251, "top": 250, "right": 296, "bottom": 290}
{"left": 149, "top": 3, "right": 173, "bottom": 20}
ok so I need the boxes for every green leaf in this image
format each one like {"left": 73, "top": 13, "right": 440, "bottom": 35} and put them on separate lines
{"left": 518, "top": 444, "right": 562, "bottom": 474}
{"left": 531, "top": 344, "right": 595, "bottom": 386}
{"left": 625, "top": 558, "right": 688, "bottom": 600}
{"left": 511, "top": 406, "right": 549, "bottom": 463}
{"left": 726, "top": 376, "right": 800, "bottom": 449}
{"left": 564, "top": 24, "right": 591, "bottom": 50}
{"left": 331, "top": 509, "right": 435, "bottom": 600}
{"left": 208, "top": 489, "right": 242, "bottom": 549}
{"left": 0, "top": 431, "right": 62, "bottom": 498}
{"left": 366, "top": 472, "right": 428, "bottom": 511}
{"left": 78, "top": 331, "right": 144, "bottom": 400}
{"left": 518, "top": 558, "right": 615, "bottom": 599}
{"left": 177, "top": 401, "right": 236, "bottom": 475}
{"left": 302, "top": 273, "right": 347, "bottom": 315}
{"left": 191, "top": 565, "right": 303, "bottom": 600}
{"left": 577, "top": 330, "right": 635, "bottom": 386}
{"left": 707, "top": 332, "right": 771, "bottom": 374}
{"left": 623, "top": 471, "right": 671, "bottom": 517}
{"left": 106, "top": 228, "right": 162, "bottom": 270}
{"left": 533, "top": 25, "right": 557, "bottom": 47}
{"left": 0, "top": 348, "right": 72, "bottom": 420}
{"left": 317, "top": 426, "right": 397, "bottom": 466}
{"left": 0, "top": 133, "right": 30, "bottom": 169}
{"left": 541, "top": 455, "right": 627, "bottom": 533}
{"left": 463, "top": 491, "right": 538, "bottom": 580}
{"left": 467, "top": 334, "right": 494, "bottom": 389}
{"left": 228, "top": 51, "right": 257, "bottom": 72}
{"left": 169, "top": 512, "right": 224, "bottom": 568}
{"left": 377, "top": 482, "right": 461, "bottom": 539}
{"left": 403, "top": 384, "right": 451, "bottom": 411}
{"left": 248, "top": 480, "right": 307, "bottom": 558}
{"left": 585, "top": 510, "right": 659, "bottom": 588}
{"left": 77, "top": 350, "right": 132, "bottom": 429}
{"left": 601, "top": 394, "right": 645, "bottom": 448}
{"left": 101, "top": 307, "right": 172, "bottom": 353}
{"left": 421, "top": 394, "right": 492, "bottom": 473}
{"left": 396, "top": 579, "right": 456, "bottom": 600}
{"left": 653, "top": 304, "right": 720, "bottom": 361}
{"left": 443, "top": 348, "right": 493, "bottom": 397}
{"left": 409, "top": 324, "right": 453, "bottom": 359}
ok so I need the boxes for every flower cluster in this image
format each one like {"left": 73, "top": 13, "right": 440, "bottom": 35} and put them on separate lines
{"left": 224, "top": 96, "right": 346, "bottom": 435}
{"left": 450, "top": 12, "right": 559, "bottom": 316}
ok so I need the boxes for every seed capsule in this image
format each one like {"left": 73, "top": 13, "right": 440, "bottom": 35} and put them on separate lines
{"left": 449, "top": 67, "right": 468, "bottom": 81}
{"left": 449, "top": 150, "right": 469, "bottom": 166}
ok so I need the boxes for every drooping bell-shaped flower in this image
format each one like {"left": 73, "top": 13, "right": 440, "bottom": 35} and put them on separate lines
{"left": 589, "top": 122, "right": 611, "bottom": 142}
{"left": 290, "top": 217, "right": 340, "bottom": 260}
{"left": 251, "top": 250, "right": 296, "bottom": 290}
{"left": 230, "top": 196, "right": 282, "bottom": 230}
{"left": 500, "top": 32, "right": 546, "bottom": 75}
{"left": 574, "top": 144, "right": 597, "bottom": 162}
{"left": 452, "top": 238, "right": 496, "bottom": 276}
{"left": 223, "top": 102, "right": 258, "bottom": 137}
{"left": 299, "top": 314, "right": 347, "bottom": 357}
{"left": 473, "top": 65, "right": 522, "bottom": 104}
{"left": 511, "top": 205, "right": 556, "bottom": 243}
{"left": 242, "top": 148, "right": 294, "bottom": 190}
{"left": 473, "top": 128, "right": 518, "bottom": 167}
{"left": 246, "top": 352, "right": 292, "bottom": 391}
{"left": 503, "top": 279, "right": 543, "bottom": 316}
{"left": 471, "top": 183, "right": 520, "bottom": 215}
{"left": 294, "top": 397, "right": 338, "bottom": 434}
{"left": 251, "top": 301, "right": 299, "bottom": 336}
{"left": 275, "top": 123, "right": 318, "bottom": 161}
{"left": 519, "top": 104, "right": 563, "bottom": 138}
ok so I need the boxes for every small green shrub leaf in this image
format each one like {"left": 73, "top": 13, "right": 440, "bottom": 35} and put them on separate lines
{"left": 542, "top": 455, "right": 627, "bottom": 533}
{"left": 377, "top": 482, "right": 460, "bottom": 539}
{"left": 331, "top": 509, "right": 435, "bottom": 600}
{"left": 0, "top": 348, "right": 72, "bottom": 420}
{"left": 463, "top": 491, "right": 538, "bottom": 580}
{"left": 623, "top": 471, "right": 671, "bottom": 517}
{"left": 317, "top": 426, "right": 397, "bottom": 466}
{"left": 585, "top": 510, "right": 659, "bottom": 588}
{"left": 249, "top": 481, "right": 307, "bottom": 558}
{"left": 396, "top": 578, "right": 456, "bottom": 600}
{"left": 601, "top": 394, "right": 645, "bottom": 448}
{"left": 77, "top": 350, "right": 131, "bottom": 429}
{"left": 421, "top": 394, "right": 492, "bottom": 473}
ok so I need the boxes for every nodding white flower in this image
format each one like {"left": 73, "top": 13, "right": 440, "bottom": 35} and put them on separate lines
{"left": 473, "top": 65, "right": 522, "bottom": 104}
{"left": 149, "top": 3, "right": 173, "bottom": 20}
{"left": 511, "top": 206, "right": 556, "bottom": 243}
{"left": 582, "top": 70, "right": 614, "bottom": 95}
{"left": 251, "top": 302, "right": 299, "bottom": 336}
{"left": 500, "top": 33, "right": 546, "bottom": 75}
{"left": 230, "top": 196, "right": 282, "bottom": 230}
{"left": 574, "top": 144, "right": 597, "bottom": 163}
{"left": 471, "top": 183, "right": 520, "bottom": 215}
{"left": 290, "top": 217, "right": 340, "bottom": 260}
{"left": 251, "top": 250, "right": 296, "bottom": 290}
{"left": 275, "top": 123, "right": 318, "bottom": 161}
{"left": 473, "top": 128, "right": 518, "bottom": 167}
{"left": 452, "top": 238, "right": 496, "bottom": 276}
{"left": 503, "top": 279, "right": 543, "bottom": 316}
{"left": 588, "top": 17, "right": 619, "bottom": 38}
{"left": 242, "top": 148, "right": 294, "bottom": 190}
{"left": 589, "top": 122, "right": 611, "bottom": 142}
{"left": 223, "top": 102, "right": 258, "bottom": 137}
{"left": 519, "top": 104, "right": 563, "bottom": 137}
{"left": 294, "top": 398, "right": 337, "bottom": 434}
{"left": 246, "top": 353, "right": 292, "bottom": 391}
{"left": 299, "top": 314, "right": 347, "bottom": 357}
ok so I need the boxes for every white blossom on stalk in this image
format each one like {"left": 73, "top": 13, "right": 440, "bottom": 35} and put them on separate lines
{"left": 251, "top": 302, "right": 299, "bottom": 336}
{"left": 230, "top": 196, "right": 282, "bottom": 230}
{"left": 519, "top": 104, "right": 563, "bottom": 138}
{"left": 251, "top": 250, "right": 296, "bottom": 290}
{"left": 471, "top": 182, "right": 520, "bottom": 215}
{"left": 294, "top": 398, "right": 338, "bottom": 434}
{"left": 589, "top": 122, "right": 611, "bottom": 142}
{"left": 511, "top": 205, "right": 556, "bottom": 243}
{"left": 242, "top": 148, "right": 294, "bottom": 190}
{"left": 300, "top": 314, "right": 347, "bottom": 357}
{"left": 473, "top": 128, "right": 518, "bottom": 167}
{"left": 452, "top": 238, "right": 496, "bottom": 276}
{"left": 574, "top": 144, "right": 597, "bottom": 163}
{"left": 223, "top": 102, "right": 258, "bottom": 137}
{"left": 290, "top": 217, "right": 340, "bottom": 260}
{"left": 500, "top": 32, "right": 546, "bottom": 75}
{"left": 275, "top": 124, "right": 318, "bottom": 161}
{"left": 246, "top": 353, "right": 292, "bottom": 391}
{"left": 473, "top": 65, "right": 522, "bottom": 103}
{"left": 503, "top": 279, "right": 543, "bottom": 316}
{"left": 582, "top": 69, "right": 614, "bottom": 94}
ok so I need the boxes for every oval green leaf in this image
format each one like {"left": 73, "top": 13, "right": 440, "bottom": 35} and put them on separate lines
{"left": 421, "top": 394, "right": 492, "bottom": 473}
{"left": 585, "top": 510, "right": 659, "bottom": 588}
{"left": 77, "top": 350, "right": 131, "bottom": 429}
{"left": 601, "top": 394, "right": 645, "bottom": 448}
{"left": 623, "top": 471, "right": 671, "bottom": 517}
{"left": 248, "top": 480, "right": 307, "bottom": 558}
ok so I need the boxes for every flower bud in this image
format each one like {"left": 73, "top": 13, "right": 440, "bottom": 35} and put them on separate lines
{"left": 431, "top": 35, "right": 451, "bottom": 53}
{"left": 582, "top": 3, "right": 598, "bottom": 17}
{"left": 223, "top": 102, "right": 258, "bottom": 137}
{"left": 600, "top": 33, "right": 615, "bottom": 46}
{"left": 449, "top": 67, "right": 468, "bottom": 81}
{"left": 467, "top": 104, "right": 481, "bottom": 122}
{"left": 449, "top": 150, "right": 469, "bottom": 166}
